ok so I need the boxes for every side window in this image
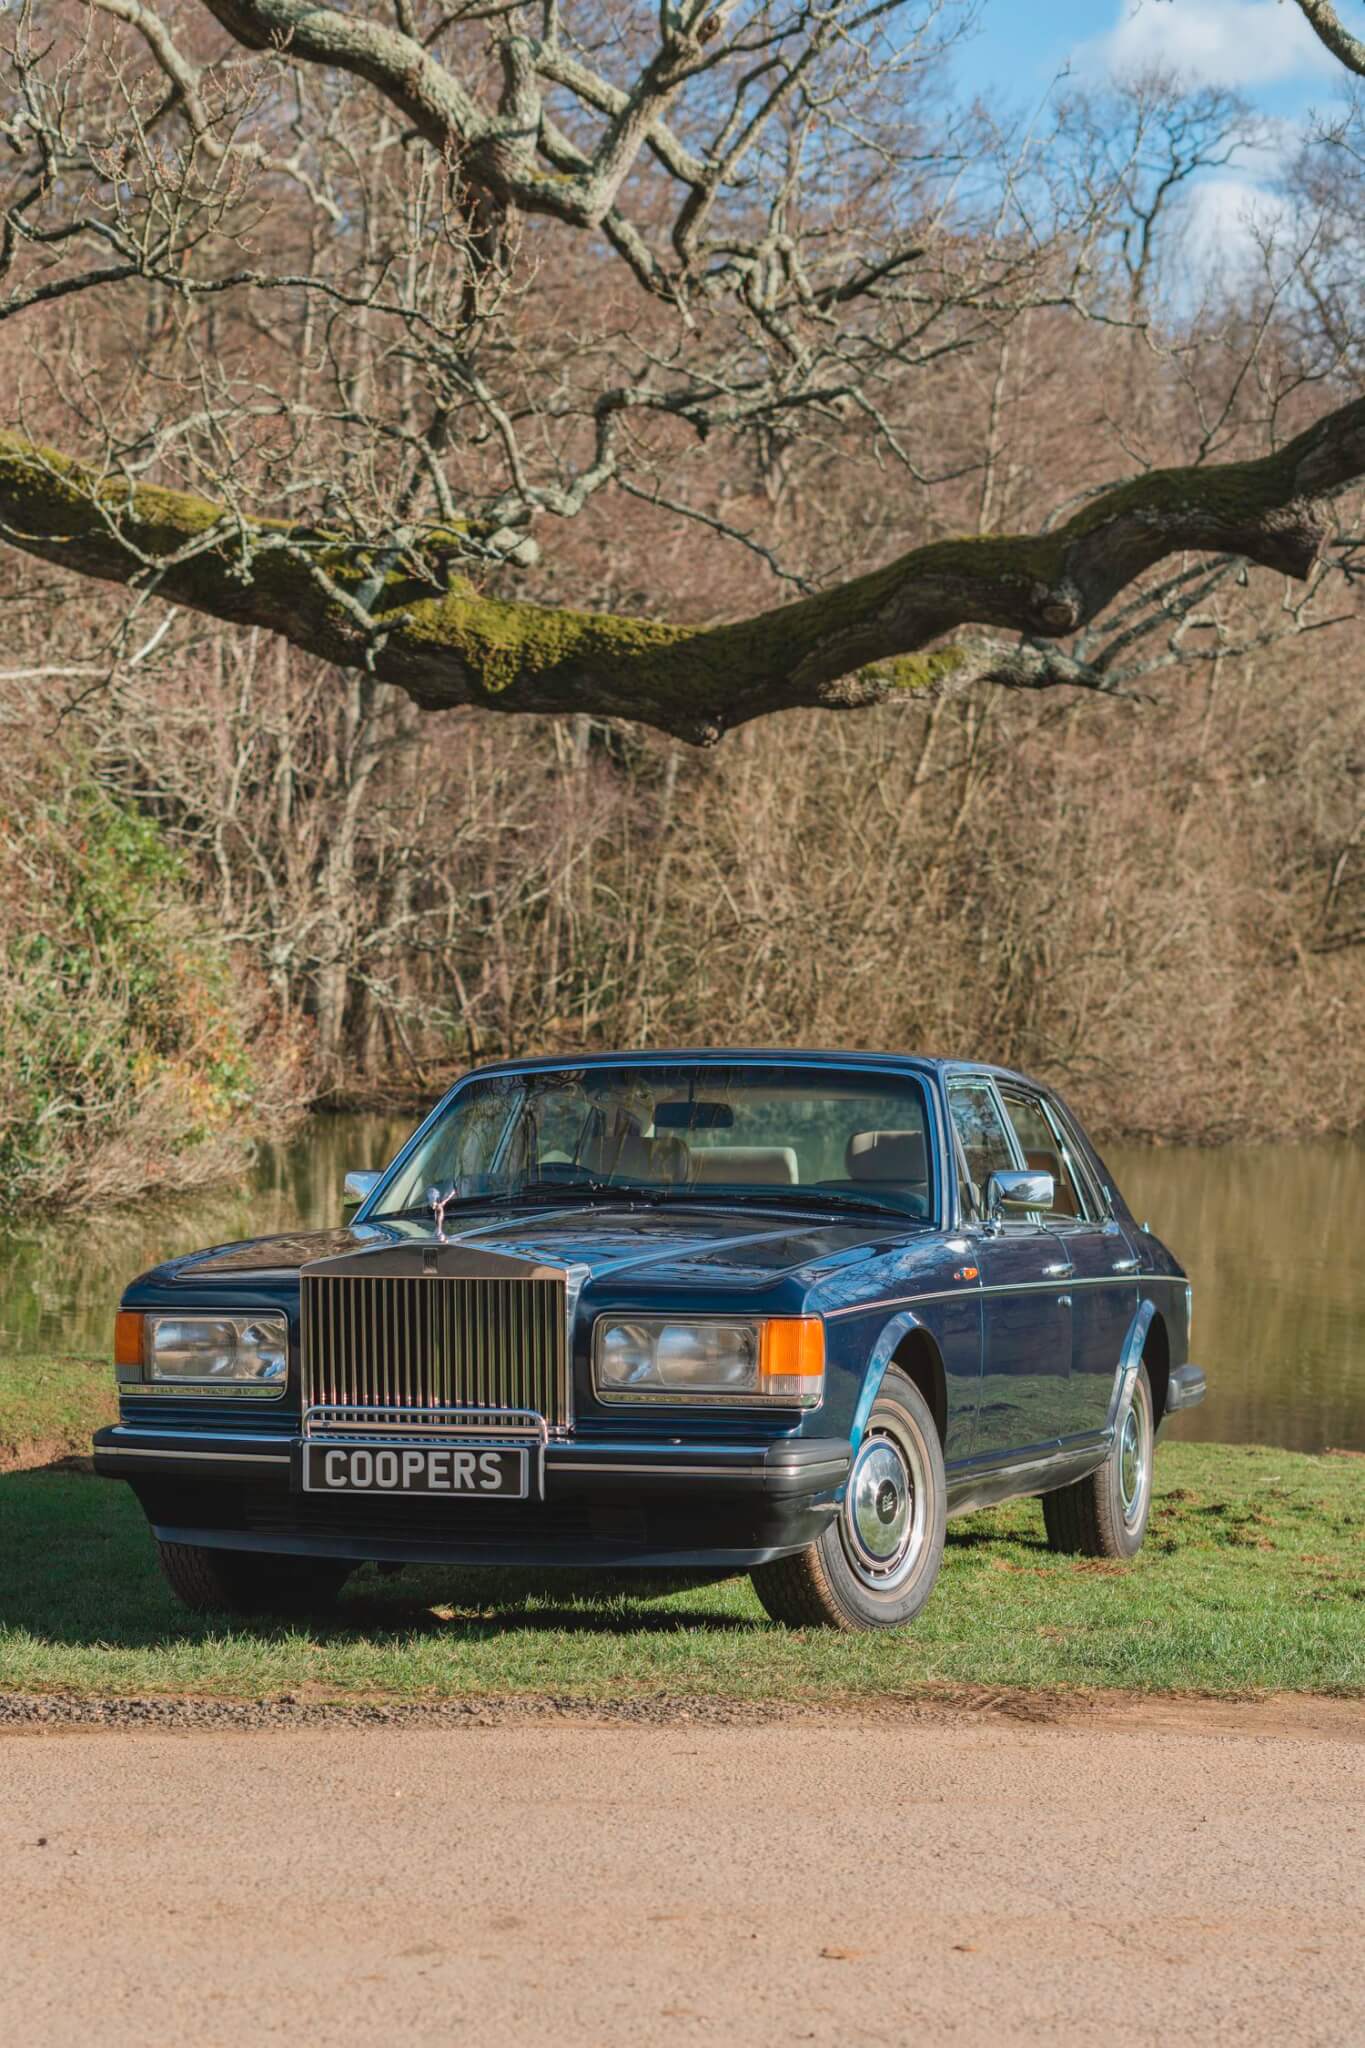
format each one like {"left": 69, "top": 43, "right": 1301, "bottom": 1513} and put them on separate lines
{"left": 997, "top": 1089, "right": 1091, "bottom": 1222}
{"left": 1042, "top": 1096, "right": 1107, "bottom": 1219}
{"left": 947, "top": 1081, "right": 1015, "bottom": 1217}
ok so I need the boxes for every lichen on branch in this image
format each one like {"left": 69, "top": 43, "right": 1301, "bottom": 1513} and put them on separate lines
{"left": 1, "top": 397, "right": 1363, "bottom": 743}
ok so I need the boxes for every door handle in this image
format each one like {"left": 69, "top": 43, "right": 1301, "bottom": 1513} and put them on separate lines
{"left": 1042, "top": 1262, "right": 1074, "bottom": 1278}
{"left": 1112, "top": 1256, "right": 1140, "bottom": 1273}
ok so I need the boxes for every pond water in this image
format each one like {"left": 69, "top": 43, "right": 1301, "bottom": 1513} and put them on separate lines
{"left": 1, "top": 1116, "right": 1361, "bottom": 1454}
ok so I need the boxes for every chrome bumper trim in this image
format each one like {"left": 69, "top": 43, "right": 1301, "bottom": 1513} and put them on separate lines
{"left": 1166, "top": 1363, "right": 1207, "bottom": 1412}
{"left": 302, "top": 1404, "right": 548, "bottom": 1441}
{"left": 98, "top": 1444, "right": 290, "bottom": 1465}
{"left": 302, "top": 1405, "right": 549, "bottom": 1494}
{"left": 96, "top": 1424, "right": 848, "bottom": 1492}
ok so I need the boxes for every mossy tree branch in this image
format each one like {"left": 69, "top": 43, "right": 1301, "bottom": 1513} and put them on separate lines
{"left": 1, "top": 399, "right": 1363, "bottom": 743}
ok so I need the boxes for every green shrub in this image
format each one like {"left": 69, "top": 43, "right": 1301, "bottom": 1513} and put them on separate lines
{"left": 0, "top": 754, "right": 310, "bottom": 1211}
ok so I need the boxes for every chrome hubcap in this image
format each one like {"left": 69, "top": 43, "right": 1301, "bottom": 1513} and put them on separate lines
{"left": 842, "top": 1426, "right": 927, "bottom": 1590}
{"left": 1118, "top": 1403, "right": 1147, "bottom": 1523}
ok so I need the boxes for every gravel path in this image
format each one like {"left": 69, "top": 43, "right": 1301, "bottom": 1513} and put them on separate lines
{"left": 3, "top": 1700, "right": 1362, "bottom": 2045}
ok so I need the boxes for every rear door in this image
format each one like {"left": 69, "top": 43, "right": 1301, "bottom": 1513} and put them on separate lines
{"left": 948, "top": 1077, "right": 1072, "bottom": 1460}
{"left": 995, "top": 1085, "right": 1138, "bottom": 1442}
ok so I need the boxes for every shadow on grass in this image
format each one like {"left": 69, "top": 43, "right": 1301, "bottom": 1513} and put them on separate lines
{"left": 946, "top": 1524, "right": 1049, "bottom": 1553}
{"left": 0, "top": 1465, "right": 765, "bottom": 1653}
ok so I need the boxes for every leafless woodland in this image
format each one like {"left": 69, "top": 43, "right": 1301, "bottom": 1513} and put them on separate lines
{"left": 0, "top": 3, "right": 1363, "bottom": 1193}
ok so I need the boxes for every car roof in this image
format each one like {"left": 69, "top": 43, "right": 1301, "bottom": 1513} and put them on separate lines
{"left": 457, "top": 1047, "right": 1054, "bottom": 1093}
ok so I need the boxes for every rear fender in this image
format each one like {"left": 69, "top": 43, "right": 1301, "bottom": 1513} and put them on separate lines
{"left": 1106, "top": 1297, "right": 1158, "bottom": 1434}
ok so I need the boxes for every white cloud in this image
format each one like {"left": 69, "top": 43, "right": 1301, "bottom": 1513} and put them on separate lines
{"left": 1087, "top": 0, "right": 1338, "bottom": 90}
{"left": 1178, "top": 171, "right": 1293, "bottom": 276}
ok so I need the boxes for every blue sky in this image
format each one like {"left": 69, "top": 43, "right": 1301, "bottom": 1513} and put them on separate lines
{"left": 944, "top": 1, "right": 1356, "bottom": 267}
{"left": 949, "top": 0, "right": 1348, "bottom": 123}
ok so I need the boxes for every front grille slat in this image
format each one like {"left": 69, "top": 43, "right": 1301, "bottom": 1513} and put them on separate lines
{"left": 301, "top": 1272, "right": 568, "bottom": 1429}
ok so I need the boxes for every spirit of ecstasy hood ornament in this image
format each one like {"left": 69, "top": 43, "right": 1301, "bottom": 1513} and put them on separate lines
{"left": 425, "top": 1183, "right": 456, "bottom": 1244}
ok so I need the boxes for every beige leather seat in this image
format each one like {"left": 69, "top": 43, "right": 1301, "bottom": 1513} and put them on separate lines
{"left": 687, "top": 1146, "right": 800, "bottom": 1185}
{"left": 846, "top": 1129, "right": 927, "bottom": 1187}
{"left": 579, "top": 1117, "right": 687, "bottom": 1183}
{"left": 1023, "top": 1147, "right": 1078, "bottom": 1217}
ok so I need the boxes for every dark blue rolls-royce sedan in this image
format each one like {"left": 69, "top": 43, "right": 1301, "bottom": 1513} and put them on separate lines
{"left": 97, "top": 1051, "right": 1206, "bottom": 1630}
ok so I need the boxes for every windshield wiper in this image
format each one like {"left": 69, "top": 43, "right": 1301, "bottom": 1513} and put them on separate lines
{"left": 373, "top": 1181, "right": 664, "bottom": 1222}
{"left": 486, "top": 1181, "right": 665, "bottom": 1206}
{"left": 658, "top": 1186, "right": 915, "bottom": 1223}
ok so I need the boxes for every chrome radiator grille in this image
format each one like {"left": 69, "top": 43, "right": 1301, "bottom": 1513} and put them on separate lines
{"left": 301, "top": 1273, "right": 569, "bottom": 1429}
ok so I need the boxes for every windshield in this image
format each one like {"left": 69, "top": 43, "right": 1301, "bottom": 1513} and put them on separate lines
{"left": 371, "top": 1062, "right": 936, "bottom": 1222}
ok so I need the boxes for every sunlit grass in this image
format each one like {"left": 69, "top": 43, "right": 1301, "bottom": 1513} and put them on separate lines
{"left": 0, "top": 1354, "right": 113, "bottom": 1466}
{"left": 0, "top": 1440, "right": 1360, "bottom": 1702}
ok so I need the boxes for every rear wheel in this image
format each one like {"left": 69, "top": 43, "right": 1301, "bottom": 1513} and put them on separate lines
{"left": 751, "top": 1367, "right": 946, "bottom": 1630}
{"left": 1040, "top": 1363, "right": 1154, "bottom": 1559}
{"left": 157, "top": 1542, "right": 353, "bottom": 1617}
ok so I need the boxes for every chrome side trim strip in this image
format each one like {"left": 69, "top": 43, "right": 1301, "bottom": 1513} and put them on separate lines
{"left": 827, "top": 1287, "right": 965, "bottom": 1320}
{"left": 826, "top": 1272, "right": 1175, "bottom": 1321}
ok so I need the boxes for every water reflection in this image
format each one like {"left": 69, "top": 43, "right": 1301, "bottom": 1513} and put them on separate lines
{"left": 1107, "top": 1141, "right": 1365, "bottom": 1455}
{"left": 0, "top": 1114, "right": 411, "bottom": 1363}
{"left": 1, "top": 1115, "right": 1361, "bottom": 1453}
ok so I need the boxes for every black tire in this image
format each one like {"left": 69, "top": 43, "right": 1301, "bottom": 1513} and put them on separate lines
{"left": 157, "top": 1542, "right": 353, "bottom": 1617}
{"left": 1040, "top": 1362, "right": 1155, "bottom": 1559}
{"left": 750, "top": 1367, "right": 946, "bottom": 1630}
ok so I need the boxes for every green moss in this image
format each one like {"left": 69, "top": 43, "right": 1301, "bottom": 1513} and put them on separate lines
{"left": 855, "top": 647, "right": 970, "bottom": 693}
{"left": 1055, "top": 440, "right": 1313, "bottom": 545}
{"left": 4, "top": 411, "right": 1348, "bottom": 740}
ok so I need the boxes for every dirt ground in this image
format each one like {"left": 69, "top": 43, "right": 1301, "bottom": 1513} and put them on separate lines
{"left": 2, "top": 1697, "right": 1362, "bottom": 2046}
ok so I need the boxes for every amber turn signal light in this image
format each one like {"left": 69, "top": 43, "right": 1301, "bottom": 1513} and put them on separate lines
{"left": 758, "top": 1317, "right": 825, "bottom": 1402}
{"left": 114, "top": 1310, "right": 144, "bottom": 1371}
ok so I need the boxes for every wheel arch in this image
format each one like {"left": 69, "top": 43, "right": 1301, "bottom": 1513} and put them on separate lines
{"left": 1142, "top": 1310, "right": 1171, "bottom": 1425}
{"left": 1107, "top": 1296, "right": 1159, "bottom": 1431}
{"left": 850, "top": 1314, "right": 949, "bottom": 1456}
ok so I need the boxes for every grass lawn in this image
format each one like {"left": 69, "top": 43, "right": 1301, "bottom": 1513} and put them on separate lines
{"left": 0, "top": 1356, "right": 1361, "bottom": 1703}
{"left": 0, "top": 1354, "right": 115, "bottom": 1469}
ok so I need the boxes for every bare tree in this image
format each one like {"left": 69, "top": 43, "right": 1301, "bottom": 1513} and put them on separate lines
{"left": 0, "top": 0, "right": 1357, "bottom": 743}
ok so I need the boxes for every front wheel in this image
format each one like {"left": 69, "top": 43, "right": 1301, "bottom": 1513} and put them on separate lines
{"left": 157, "top": 1541, "right": 353, "bottom": 1617}
{"left": 750, "top": 1367, "right": 946, "bottom": 1630}
{"left": 1040, "top": 1362, "right": 1155, "bottom": 1559}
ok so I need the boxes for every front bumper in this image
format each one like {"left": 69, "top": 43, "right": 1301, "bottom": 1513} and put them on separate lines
{"left": 93, "top": 1425, "right": 851, "bottom": 1569}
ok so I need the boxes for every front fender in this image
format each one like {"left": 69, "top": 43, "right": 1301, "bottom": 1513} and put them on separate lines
{"left": 848, "top": 1311, "right": 932, "bottom": 1451}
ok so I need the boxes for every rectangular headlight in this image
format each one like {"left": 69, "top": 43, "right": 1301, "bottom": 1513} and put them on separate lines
{"left": 116, "top": 1312, "right": 289, "bottom": 1396}
{"left": 593, "top": 1317, "right": 824, "bottom": 1407}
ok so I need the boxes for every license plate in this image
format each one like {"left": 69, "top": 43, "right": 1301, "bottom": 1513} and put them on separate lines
{"left": 301, "top": 1442, "right": 530, "bottom": 1499}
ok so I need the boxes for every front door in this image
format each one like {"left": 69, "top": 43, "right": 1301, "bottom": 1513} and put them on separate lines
{"left": 948, "top": 1077, "right": 1074, "bottom": 1459}
{"left": 995, "top": 1085, "right": 1138, "bottom": 1443}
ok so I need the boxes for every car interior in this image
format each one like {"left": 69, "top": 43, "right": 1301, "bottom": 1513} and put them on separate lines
{"left": 571, "top": 1109, "right": 931, "bottom": 1213}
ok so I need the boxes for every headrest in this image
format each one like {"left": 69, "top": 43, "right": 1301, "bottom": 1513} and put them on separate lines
{"left": 579, "top": 1125, "right": 686, "bottom": 1183}
{"left": 846, "top": 1129, "right": 926, "bottom": 1182}
{"left": 687, "top": 1146, "right": 799, "bottom": 1186}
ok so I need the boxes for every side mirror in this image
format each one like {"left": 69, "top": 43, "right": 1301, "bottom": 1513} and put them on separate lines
{"left": 342, "top": 1169, "right": 381, "bottom": 1213}
{"left": 984, "top": 1168, "right": 1054, "bottom": 1223}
